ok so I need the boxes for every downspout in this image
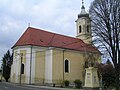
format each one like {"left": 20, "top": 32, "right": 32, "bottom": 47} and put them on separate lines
{"left": 29, "top": 46, "right": 32, "bottom": 84}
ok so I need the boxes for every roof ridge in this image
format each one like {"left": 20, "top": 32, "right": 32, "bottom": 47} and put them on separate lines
{"left": 29, "top": 26, "right": 81, "bottom": 41}
{"left": 12, "top": 28, "right": 30, "bottom": 48}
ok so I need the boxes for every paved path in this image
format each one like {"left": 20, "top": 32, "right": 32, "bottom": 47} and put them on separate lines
{"left": 0, "top": 82, "right": 82, "bottom": 90}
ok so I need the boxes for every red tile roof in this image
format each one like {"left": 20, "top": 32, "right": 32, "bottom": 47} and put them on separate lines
{"left": 12, "top": 27, "right": 99, "bottom": 53}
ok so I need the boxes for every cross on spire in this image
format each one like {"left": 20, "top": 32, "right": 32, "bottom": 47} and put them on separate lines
{"left": 81, "top": 0, "right": 85, "bottom": 9}
{"left": 82, "top": 0, "right": 84, "bottom": 6}
{"left": 77, "top": 0, "right": 87, "bottom": 16}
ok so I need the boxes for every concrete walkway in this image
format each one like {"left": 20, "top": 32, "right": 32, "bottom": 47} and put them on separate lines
{"left": 26, "top": 84, "right": 83, "bottom": 90}
{"left": 2, "top": 82, "right": 83, "bottom": 90}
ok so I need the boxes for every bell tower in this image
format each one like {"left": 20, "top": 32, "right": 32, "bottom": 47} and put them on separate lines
{"left": 76, "top": 0, "right": 92, "bottom": 44}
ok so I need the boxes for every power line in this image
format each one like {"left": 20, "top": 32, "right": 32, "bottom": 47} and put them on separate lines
{"left": 13, "top": 39, "right": 96, "bottom": 57}
{"left": 12, "top": 47, "right": 99, "bottom": 64}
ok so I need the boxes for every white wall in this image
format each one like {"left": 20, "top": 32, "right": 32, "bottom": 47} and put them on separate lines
{"left": 11, "top": 46, "right": 47, "bottom": 84}
{"left": 11, "top": 46, "right": 35, "bottom": 84}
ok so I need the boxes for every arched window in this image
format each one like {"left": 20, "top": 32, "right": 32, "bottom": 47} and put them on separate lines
{"left": 65, "top": 60, "right": 69, "bottom": 73}
{"left": 79, "top": 26, "right": 81, "bottom": 33}
{"left": 87, "top": 25, "right": 89, "bottom": 33}
{"left": 21, "top": 63, "right": 24, "bottom": 74}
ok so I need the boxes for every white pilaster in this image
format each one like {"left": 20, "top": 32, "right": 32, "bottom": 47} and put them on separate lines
{"left": 45, "top": 49, "right": 53, "bottom": 83}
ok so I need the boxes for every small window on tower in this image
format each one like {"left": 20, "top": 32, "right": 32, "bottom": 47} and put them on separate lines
{"left": 79, "top": 26, "right": 81, "bottom": 33}
{"left": 87, "top": 25, "right": 89, "bottom": 33}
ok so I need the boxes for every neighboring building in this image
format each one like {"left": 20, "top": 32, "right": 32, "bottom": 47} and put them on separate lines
{"left": 10, "top": 2, "right": 101, "bottom": 85}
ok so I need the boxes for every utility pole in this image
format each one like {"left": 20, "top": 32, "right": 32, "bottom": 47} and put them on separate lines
{"left": 19, "top": 53, "right": 23, "bottom": 85}
{"left": 29, "top": 46, "right": 32, "bottom": 84}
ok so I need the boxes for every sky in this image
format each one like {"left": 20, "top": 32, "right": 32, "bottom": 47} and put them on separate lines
{"left": 0, "top": 0, "right": 93, "bottom": 67}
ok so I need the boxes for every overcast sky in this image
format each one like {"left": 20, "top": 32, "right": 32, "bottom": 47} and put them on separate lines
{"left": 0, "top": 0, "right": 93, "bottom": 67}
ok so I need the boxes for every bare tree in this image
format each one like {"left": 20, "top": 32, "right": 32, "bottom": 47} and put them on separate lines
{"left": 89, "top": 0, "right": 120, "bottom": 90}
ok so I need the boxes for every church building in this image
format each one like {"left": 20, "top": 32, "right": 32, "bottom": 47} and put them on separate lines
{"left": 10, "top": 1, "right": 101, "bottom": 85}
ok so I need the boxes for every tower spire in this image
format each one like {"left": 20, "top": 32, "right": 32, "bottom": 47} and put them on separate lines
{"left": 76, "top": 0, "right": 92, "bottom": 44}
{"left": 80, "top": 0, "right": 86, "bottom": 15}
{"left": 82, "top": 0, "right": 84, "bottom": 4}
{"left": 82, "top": 0, "right": 85, "bottom": 9}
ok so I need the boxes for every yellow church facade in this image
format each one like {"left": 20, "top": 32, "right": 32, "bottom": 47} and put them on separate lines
{"left": 11, "top": 43, "right": 100, "bottom": 84}
{"left": 10, "top": 2, "right": 101, "bottom": 85}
